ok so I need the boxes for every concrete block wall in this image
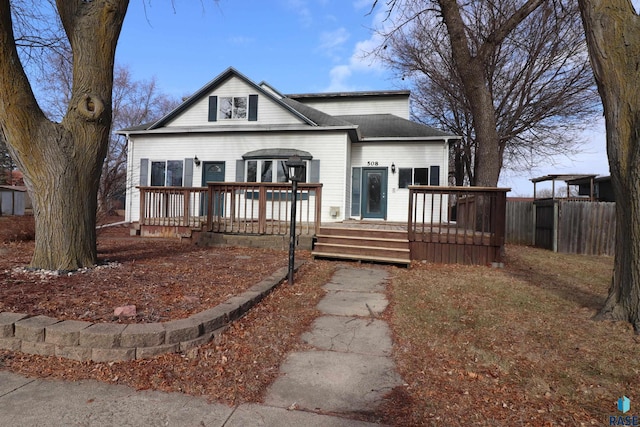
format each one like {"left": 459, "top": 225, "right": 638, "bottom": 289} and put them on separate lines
{"left": 0, "top": 265, "right": 297, "bottom": 362}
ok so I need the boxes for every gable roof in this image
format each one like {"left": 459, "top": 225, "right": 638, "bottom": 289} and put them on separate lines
{"left": 147, "top": 67, "right": 317, "bottom": 129}
{"left": 117, "top": 67, "right": 459, "bottom": 143}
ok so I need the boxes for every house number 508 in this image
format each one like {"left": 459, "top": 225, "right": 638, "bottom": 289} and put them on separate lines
{"left": 367, "top": 161, "right": 379, "bottom": 166}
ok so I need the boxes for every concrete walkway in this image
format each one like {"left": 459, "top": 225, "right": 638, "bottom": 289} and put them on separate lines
{"left": 0, "top": 266, "right": 403, "bottom": 426}
{"left": 264, "top": 266, "right": 403, "bottom": 420}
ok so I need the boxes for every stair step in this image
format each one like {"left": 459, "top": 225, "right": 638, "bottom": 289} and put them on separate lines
{"left": 312, "top": 251, "right": 411, "bottom": 266}
{"left": 313, "top": 243, "right": 409, "bottom": 260}
{"left": 315, "top": 234, "right": 409, "bottom": 249}
{"left": 318, "top": 227, "right": 407, "bottom": 240}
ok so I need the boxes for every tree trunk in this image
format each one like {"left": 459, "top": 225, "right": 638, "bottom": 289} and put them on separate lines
{"left": 0, "top": 0, "right": 129, "bottom": 270}
{"left": 578, "top": 0, "right": 640, "bottom": 331}
{"left": 437, "top": 0, "right": 544, "bottom": 187}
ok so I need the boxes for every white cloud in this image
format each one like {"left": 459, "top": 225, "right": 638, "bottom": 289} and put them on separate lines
{"left": 285, "top": 0, "right": 313, "bottom": 27}
{"left": 317, "top": 28, "right": 350, "bottom": 60}
{"left": 324, "top": 7, "right": 392, "bottom": 91}
{"left": 326, "top": 65, "right": 353, "bottom": 92}
{"left": 228, "top": 36, "right": 255, "bottom": 45}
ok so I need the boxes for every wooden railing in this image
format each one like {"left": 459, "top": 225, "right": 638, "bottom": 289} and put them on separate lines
{"left": 138, "top": 186, "right": 208, "bottom": 228}
{"left": 408, "top": 186, "right": 509, "bottom": 264}
{"left": 206, "top": 182, "right": 323, "bottom": 236}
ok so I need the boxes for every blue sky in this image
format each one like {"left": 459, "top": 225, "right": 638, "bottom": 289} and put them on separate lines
{"left": 116, "top": 0, "right": 394, "bottom": 96}
{"left": 114, "top": 0, "right": 612, "bottom": 196}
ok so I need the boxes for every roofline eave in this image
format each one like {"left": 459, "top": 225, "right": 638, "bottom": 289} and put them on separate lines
{"left": 117, "top": 124, "right": 360, "bottom": 136}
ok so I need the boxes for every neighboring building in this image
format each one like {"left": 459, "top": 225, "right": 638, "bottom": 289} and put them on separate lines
{"left": 0, "top": 185, "right": 26, "bottom": 216}
{"left": 575, "top": 175, "right": 614, "bottom": 202}
{"left": 119, "top": 67, "right": 459, "bottom": 224}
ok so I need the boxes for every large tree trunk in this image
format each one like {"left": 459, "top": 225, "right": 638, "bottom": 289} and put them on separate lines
{"left": 0, "top": 0, "right": 129, "bottom": 270}
{"left": 578, "top": 0, "right": 640, "bottom": 331}
{"left": 437, "top": 0, "right": 544, "bottom": 187}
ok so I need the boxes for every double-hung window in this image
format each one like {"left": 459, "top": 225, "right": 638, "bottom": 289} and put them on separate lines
{"left": 398, "top": 166, "right": 440, "bottom": 188}
{"left": 151, "top": 160, "right": 183, "bottom": 186}
{"left": 246, "top": 159, "right": 307, "bottom": 183}
{"left": 219, "top": 96, "right": 247, "bottom": 120}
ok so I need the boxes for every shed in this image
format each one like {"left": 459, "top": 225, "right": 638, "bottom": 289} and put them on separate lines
{"left": 0, "top": 185, "right": 27, "bottom": 215}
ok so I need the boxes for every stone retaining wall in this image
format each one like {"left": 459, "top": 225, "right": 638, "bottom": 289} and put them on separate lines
{"left": 0, "top": 264, "right": 298, "bottom": 362}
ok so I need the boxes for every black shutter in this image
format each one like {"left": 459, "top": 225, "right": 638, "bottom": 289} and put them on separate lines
{"left": 140, "top": 159, "right": 149, "bottom": 186}
{"left": 248, "top": 94, "right": 258, "bottom": 121}
{"left": 208, "top": 96, "right": 218, "bottom": 122}
{"left": 430, "top": 165, "right": 440, "bottom": 185}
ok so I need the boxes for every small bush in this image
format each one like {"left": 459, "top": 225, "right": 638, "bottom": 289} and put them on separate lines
{"left": 0, "top": 215, "right": 35, "bottom": 242}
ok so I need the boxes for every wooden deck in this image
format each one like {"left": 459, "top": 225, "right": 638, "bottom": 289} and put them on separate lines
{"left": 137, "top": 185, "right": 508, "bottom": 266}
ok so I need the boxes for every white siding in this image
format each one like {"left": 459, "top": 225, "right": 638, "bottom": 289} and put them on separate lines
{"left": 126, "top": 131, "right": 350, "bottom": 223}
{"left": 166, "top": 78, "right": 306, "bottom": 127}
{"left": 297, "top": 96, "right": 410, "bottom": 119}
{"left": 350, "top": 141, "right": 449, "bottom": 222}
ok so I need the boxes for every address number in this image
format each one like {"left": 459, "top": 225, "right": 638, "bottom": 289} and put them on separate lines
{"left": 367, "top": 161, "right": 379, "bottom": 166}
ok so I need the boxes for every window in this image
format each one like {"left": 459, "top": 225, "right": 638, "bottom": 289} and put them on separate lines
{"left": 398, "top": 167, "right": 435, "bottom": 188}
{"left": 398, "top": 168, "right": 412, "bottom": 189}
{"left": 219, "top": 96, "right": 247, "bottom": 119}
{"left": 246, "top": 159, "right": 306, "bottom": 183}
{"left": 151, "top": 160, "right": 183, "bottom": 186}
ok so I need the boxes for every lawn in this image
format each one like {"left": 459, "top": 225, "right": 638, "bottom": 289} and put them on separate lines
{"left": 382, "top": 245, "right": 633, "bottom": 425}
{"left": 0, "top": 215, "right": 634, "bottom": 425}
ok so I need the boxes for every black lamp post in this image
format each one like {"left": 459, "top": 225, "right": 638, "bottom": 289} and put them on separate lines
{"left": 286, "top": 155, "right": 305, "bottom": 285}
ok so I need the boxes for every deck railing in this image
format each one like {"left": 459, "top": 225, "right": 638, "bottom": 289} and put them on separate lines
{"left": 408, "top": 186, "right": 508, "bottom": 264}
{"left": 138, "top": 186, "right": 208, "bottom": 228}
{"left": 206, "top": 182, "right": 323, "bottom": 236}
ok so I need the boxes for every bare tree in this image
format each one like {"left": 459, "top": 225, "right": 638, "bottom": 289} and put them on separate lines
{"left": 38, "top": 47, "right": 181, "bottom": 215}
{"left": 578, "top": 0, "right": 640, "bottom": 332}
{"left": 374, "top": 0, "right": 599, "bottom": 186}
{"left": 0, "top": 0, "right": 129, "bottom": 270}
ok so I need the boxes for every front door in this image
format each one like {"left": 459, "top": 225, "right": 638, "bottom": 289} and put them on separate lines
{"left": 362, "top": 168, "right": 387, "bottom": 219}
{"left": 202, "top": 162, "right": 225, "bottom": 216}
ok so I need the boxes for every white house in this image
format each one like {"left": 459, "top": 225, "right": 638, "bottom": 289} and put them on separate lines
{"left": 120, "top": 67, "right": 459, "bottom": 225}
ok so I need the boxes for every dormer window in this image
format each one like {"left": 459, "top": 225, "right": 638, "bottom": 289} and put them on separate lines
{"left": 219, "top": 96, "right": 247, "bottom": 119}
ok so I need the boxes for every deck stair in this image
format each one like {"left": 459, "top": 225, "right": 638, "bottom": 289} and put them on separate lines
{"left": 312, "top": 226, "right": 411, "bottom": 266}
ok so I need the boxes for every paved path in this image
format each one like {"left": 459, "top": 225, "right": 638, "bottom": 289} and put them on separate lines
{"left": 0, "top": 266, "right": 403, "bottom": 426}
{"left": 264, "top": 266, "right": 403, "bottom": 420}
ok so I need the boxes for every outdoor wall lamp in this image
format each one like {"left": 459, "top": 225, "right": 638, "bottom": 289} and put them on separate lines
{"left": 194, "top": 156, "right": 201, "bottom": 167}
{"left": 391, "top": 163, "right": 396, "bottom": 174}
{"left": 286, "top": 155, "right": 305, "bottom": 285}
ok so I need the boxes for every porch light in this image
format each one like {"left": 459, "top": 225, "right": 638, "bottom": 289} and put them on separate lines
{"left": 194, "top": 156, "right": 201, "bottom": 167}
{"left": 391, "top": 163, "right": 396, "bottom": 174}
{"left": 286, "top": 155, "right": 305, "bottom": 182}
{"left": 286, "top": 155, "right": 305, "bottom": 285}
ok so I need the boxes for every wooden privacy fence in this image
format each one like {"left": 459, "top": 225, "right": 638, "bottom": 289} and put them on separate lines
{"left": 206, "top": 182, "right": 322, "bottom": 236}
{"left": 408, "top": 186, "right": 508, "bottom": 265}
{"left": 533, "top": 199, "right": 615, "bottom": 255}
{"left": 506, "top": 200, "right": 535, "bottom": 245}
{"left": 138, "top": 186, "right": 208, "bottom": 228}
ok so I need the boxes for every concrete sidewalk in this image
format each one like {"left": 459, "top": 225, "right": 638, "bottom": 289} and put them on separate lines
{"left": 0, "top": 266, "right": 402, "bottom": 426}
{"left": 264, "top": 267, "right": 403, "bottom": 419}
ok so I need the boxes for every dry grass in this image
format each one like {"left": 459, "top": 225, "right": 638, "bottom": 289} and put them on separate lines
{"left": 0, "top": 215, "right": 35, "bottom": 242}
{"left": 0, "top": 214, "right": 634, "bottom": 424}
{"left": 381, "top": 245, "right": 637, "bottom": 425}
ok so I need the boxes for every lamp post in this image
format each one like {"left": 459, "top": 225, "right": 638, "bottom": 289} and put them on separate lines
{"left": 286, "top": 155, "right": 305, "bottom": 285}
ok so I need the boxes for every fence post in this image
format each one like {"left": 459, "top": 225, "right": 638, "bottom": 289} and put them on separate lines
{"left": 407, "top": 188, "right": 415, "bottom": 241}
{"left": 315, "top": 185, "right": 322, "bottom": 235}
{"left": 139, "top": 187, "right": 146, "bottom": 226}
